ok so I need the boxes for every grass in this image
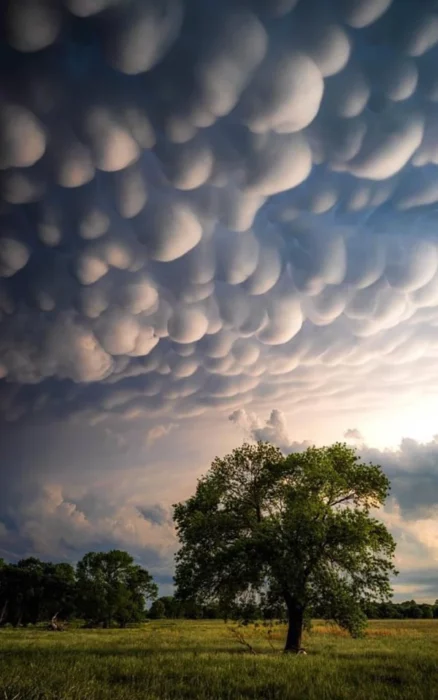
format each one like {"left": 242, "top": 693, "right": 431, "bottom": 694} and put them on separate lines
{"left": 1, "top": 619, "right": 437, "bottom": 699}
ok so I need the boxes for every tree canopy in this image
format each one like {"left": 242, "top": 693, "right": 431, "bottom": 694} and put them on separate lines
{"left": 0, "top": 550, "right": 157, "bottom": 628}
{"left": 0, "top": 558, "right": 76, "bottom": 627}
{"left": 76, "top": 550, "right": 158, "bottom": 628}
{"left": 173, "top": 441, "right": 397, "bottom": 652}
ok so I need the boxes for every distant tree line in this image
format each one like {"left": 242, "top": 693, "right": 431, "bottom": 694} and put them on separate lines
{"left": 149, "top": 597, "right": 438, "bottom": 621}
{"left": 1, "top": 553, "right": 437, "bottom": 628}
{"left": 0, "top": 551, "right": 157, "bottom": 628}
{"left": 362, "top": 600, "right": 438, "bottom": 620}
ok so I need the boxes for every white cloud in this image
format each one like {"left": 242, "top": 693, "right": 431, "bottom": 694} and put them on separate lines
{"left": 229, "top": 408, "right": 310, "bottom": 454}
{"left": 344, "top": 428, "right": 363, "bottom": 441}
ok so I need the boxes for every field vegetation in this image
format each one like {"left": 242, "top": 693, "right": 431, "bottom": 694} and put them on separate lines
{"left": 1, "top": 619, "right": 437, "bottom": 700}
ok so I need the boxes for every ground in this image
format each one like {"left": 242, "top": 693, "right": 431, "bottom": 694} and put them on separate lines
{"left": 0, "top": 619, "right": 437, "bottom": 699}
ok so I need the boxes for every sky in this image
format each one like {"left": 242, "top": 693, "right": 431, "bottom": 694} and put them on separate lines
{"left": 1, "top": 0, "right": 438, "bottom": 602}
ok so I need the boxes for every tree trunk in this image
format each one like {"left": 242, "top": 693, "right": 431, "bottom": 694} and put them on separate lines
{"left": 284, "top": 595, "right": 304, "bottom": 654}
{"left": 0, "top": 600, "right": 8, "bottom": 625}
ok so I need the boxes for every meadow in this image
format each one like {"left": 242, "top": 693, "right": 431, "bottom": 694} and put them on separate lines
{"left": 1, "top": 619, "right": 437, "bottom": 700}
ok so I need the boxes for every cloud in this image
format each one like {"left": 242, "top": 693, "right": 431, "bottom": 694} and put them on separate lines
{"left": 137, "top": 504, "right": 172, "bottom": 527}
{"left": 361, "top": 437, "right": 438, "bottom": 517}
{"left": 2, "top": 0, "right": 438, "bottom": 599}
{"left": 229, "top": 408, "right": 310, "bottom": 454}
{"left": 146, "top": 423, "right": 178, "bottom": 445}
{"left": 1, "top": 0, "right": 438, "bottom": 428}
{"left": 231, "top": 407, "right": 438, "bottom": 519}
{"left": 344, "top": 428, "right": 363, "bottom": 441}
{"left": 0, "top": 480, "right": 176, "bottom": 573}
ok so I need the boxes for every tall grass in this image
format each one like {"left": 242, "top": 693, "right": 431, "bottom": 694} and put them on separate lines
{"left": 1, "top": 620, "right": 437, "bottom": 699}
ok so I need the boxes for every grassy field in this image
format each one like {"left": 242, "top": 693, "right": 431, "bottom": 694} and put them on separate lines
{"left": 1, "top": 619, "right": 437, "bottom": 700}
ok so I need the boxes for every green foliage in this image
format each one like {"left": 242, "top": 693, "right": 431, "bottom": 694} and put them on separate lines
{"left": 0, "top": 558, "right": 76, "bottom": 626}
{"left": 76, "top": 550, "right": 157, "bottom": 627}
{"left": 419, "top": 604, "right": 433, "bottom": 620}
{"left": 0, "top": 550, "right": 157, "bottom": 628}
{"left": 173, "top": 441, "right": 397, "bottom": 650}
{"left": 149, "top": 599, "right": 167, "bottom": 619}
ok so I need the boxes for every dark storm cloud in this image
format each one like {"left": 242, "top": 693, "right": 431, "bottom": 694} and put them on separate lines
{"left": 361, "top": 438, "right": 438, "bottom": 516}
{"left": 138, "top": 504, "right": 172, "bottom": 527}
{"left": 0, "top": 473, "right": 176, "bottom": 568}
{"left": 394, "top": 569, "right": 438, "bottom": 599}
{"left": 1, "top": 0, "right": 438, "bottom": 427}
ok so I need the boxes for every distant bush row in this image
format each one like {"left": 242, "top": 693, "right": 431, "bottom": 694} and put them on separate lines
{"left": 1, "top": 551, "right": 437, "bottom": 629}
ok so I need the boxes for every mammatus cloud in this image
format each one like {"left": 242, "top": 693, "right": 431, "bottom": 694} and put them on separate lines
{"left": 2, "top": 0, "right": 438, "bottom": 425}
{"left": 2, "top": 0, "right": 438, "bottom": 599}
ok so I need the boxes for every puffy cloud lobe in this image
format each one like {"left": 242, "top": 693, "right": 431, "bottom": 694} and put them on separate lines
{"left": 76, "top": 254, "right": 109, "bottom": 285}
{"left": 0, "top": 105, "right": 46, "bottom": 169}
{"left": 238, "top": 50, "right": 324, "bottom": 133}
{"left": 111, "top": 165, "right": 148, "bottom": 218}
{"left": 6, "top": 0, "right": 61, "bottom": 52}
{"left": 44, "top": 317, "right": 114, "bottom": 382}
{"left": 194, "top": 6, "right": 268, "bottom": 119}
{"left": 323, "top": 63, "right": 370, "bottom": 118}
{"left": 245, "top": 132, "right": 313, "bottom": 196}
{"left": 338, "top": 0, "right": 392, "bottom": 29}
{"left": 82, "top": 107, "right": 140, "bottom": 173}
{"left": 3, "top": 0, "right": 438, "bottom": 423}
{"left": 348, "top": 108, "right": 424, "bottom": 181}
{"left": 0, "top": 239, "right": 30, "bottom": 278}
{"left": 168, "top": 308, "right": 208, "bottom": 344}
{"left": 134, "top": 196, "right": 202, "bottom": 262}
{"left": 292, "top": 2, "right": 351, "bottom": 78}
{"left": 103, "top": 0, "right": 183, "bottom": 75}
{"left": 157, "top": 137, "right": 214, "bottom": 192}
{"left": 0, "top": 312, "right": 113, "bottom": 384}
{"left": 121, "top": 278, "right": 158, "bottom": 315}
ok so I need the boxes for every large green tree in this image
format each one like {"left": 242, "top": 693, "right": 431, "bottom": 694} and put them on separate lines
{"left": 76, "top": 550, "right": 157, "bottom": 627}
{"left": 173, "top": 442, "right": 397, "bottom": 652}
